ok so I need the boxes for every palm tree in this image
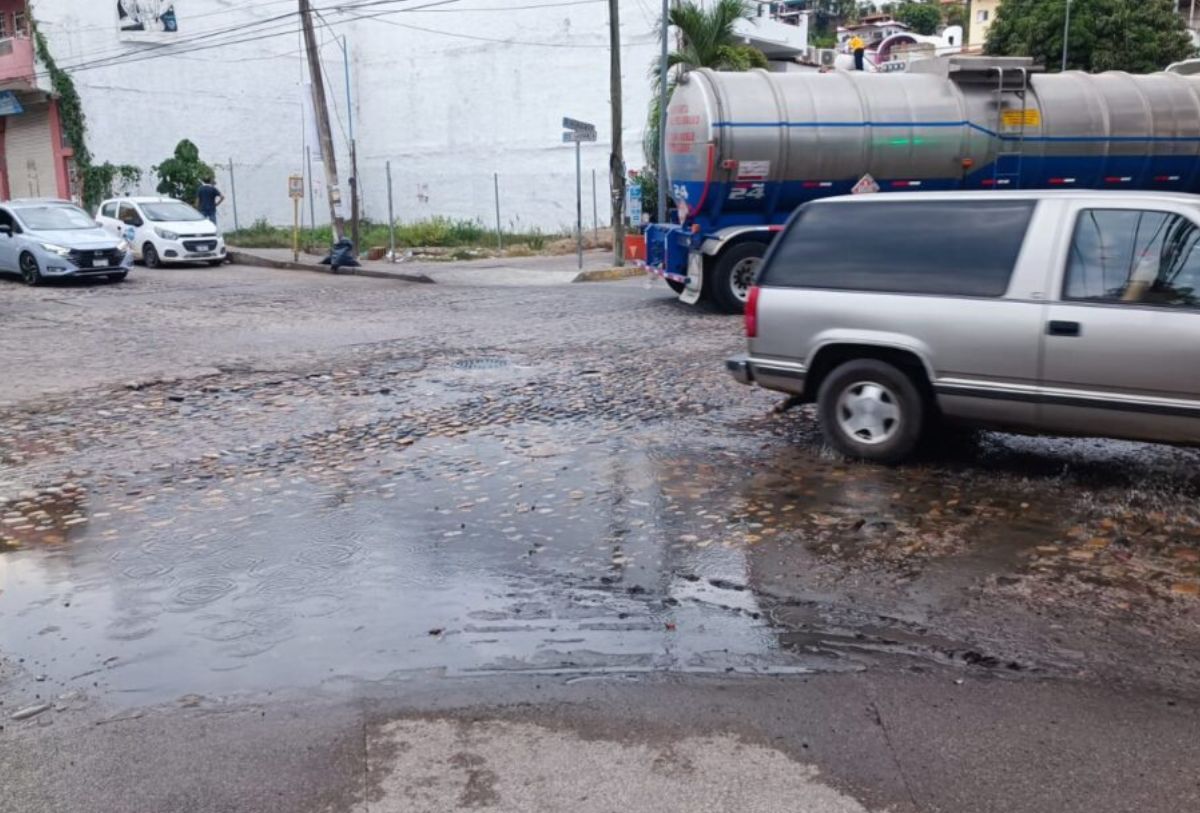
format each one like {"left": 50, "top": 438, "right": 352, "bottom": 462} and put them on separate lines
{"left": 643, "top": 0, "right": 766, "bottom": 208}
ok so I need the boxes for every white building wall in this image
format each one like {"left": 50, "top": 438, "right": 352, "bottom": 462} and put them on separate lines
{"left": 30, "top": 0, "right": 660, "bottom": 231}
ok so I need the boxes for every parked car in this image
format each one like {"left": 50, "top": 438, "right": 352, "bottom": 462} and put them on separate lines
{"left": 95, "top": 196, "right": 226, "bottom": 268}
{"left": 0, "top": 198, "right": 133, "bottom": 286}
{"left": 727, "top": 190, "right": 1200, "bottom": 463}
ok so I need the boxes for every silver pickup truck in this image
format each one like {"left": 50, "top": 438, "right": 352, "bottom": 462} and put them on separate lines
{"left": 727, "top": 190, "right": 1200, "bottom": 463}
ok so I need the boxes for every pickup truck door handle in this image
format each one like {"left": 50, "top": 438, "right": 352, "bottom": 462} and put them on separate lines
{"left": 1047, "top": 320, "right": 1081, "bottom": 337}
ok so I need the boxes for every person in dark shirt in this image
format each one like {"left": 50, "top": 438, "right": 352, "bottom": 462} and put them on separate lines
{"left": 196, "top": 177, "right": 224, "bottom": 225}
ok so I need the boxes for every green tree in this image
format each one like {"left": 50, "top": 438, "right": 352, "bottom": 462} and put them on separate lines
{"left": 944, "top": 2, "right": 967, "bottom": 31}
{"left": 808, "top": 0, "right": 860, "bottom": 37}
{"left": 153, "top": 139, "right": 213, "bottom": 204}
{"left": 895, "top": 2, "right": 942, "bottom": 36}
{"left": 986, "top": 0, "right": 1194, "bottom": 73}
{"left": 643, "top": 0, "right": 766, "bottom": 213}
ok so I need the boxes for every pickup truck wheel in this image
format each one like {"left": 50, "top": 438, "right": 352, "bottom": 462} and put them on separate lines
{"left": 818, "top": 360, "right": 925, "bottom": 464}
{"left": 710, "top": 242, "right": 765, "bottom": 314}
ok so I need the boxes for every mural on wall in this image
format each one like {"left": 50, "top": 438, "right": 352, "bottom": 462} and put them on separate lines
{"left": 118, "top": 1, "right": 179, "bottom": 40}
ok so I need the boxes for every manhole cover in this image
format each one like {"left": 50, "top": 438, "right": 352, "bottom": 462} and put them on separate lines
{"left": 453, "top": 357, "right": 510, "bottom": 370}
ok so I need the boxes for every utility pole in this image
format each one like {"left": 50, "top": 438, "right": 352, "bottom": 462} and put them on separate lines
{"left": 337, "top": 35, "right": 360, "bottom": 254}
{"left": 658, "top": 0, "right": 668, "bottom": 224}
{"left": 608, "top": 0, "right": 626, "bottom": 266}
{"left": 300, "top": 0, "right": 345, "bottom": 242}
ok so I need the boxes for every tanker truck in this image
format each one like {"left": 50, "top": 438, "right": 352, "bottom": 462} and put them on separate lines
{"left": 646, "top": 56, "right": 1200, "bottom": 313}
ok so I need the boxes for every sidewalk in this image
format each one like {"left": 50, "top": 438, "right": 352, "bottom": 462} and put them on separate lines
{"left": 227, "top": 246, "right": 637, "bottom": 285}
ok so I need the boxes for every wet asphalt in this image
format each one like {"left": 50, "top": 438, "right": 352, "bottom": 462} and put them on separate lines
{"left": 1, "top": 262, "right": 1199, "bottom": 812}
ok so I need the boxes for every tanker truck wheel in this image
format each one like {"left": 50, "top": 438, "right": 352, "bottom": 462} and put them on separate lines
{"left": 711, "top": 242, "right": 766, "bottom": 314}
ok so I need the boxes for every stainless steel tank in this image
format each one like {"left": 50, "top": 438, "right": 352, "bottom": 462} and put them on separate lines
{"left": 664, "top": 62, "right": 1200, "bottom": 225}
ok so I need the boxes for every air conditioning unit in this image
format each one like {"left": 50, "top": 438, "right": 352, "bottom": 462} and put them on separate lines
{"left": 818, "top": 48, "right": 838, "bottom": 67}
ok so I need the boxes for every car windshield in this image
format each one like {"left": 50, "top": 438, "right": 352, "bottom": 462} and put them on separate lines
{"left": 17, "top": 205, "right": 98, "bottom": 231}
{"left": 141, "top": 201, "right": 206, "bottom": 222}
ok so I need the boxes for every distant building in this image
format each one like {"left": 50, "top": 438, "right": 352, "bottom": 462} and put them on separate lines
{"left": 969, "top": 0, "right": 1001, "bottom": 49}
{"left": 0, "top": 0, "right": 66, "bottom": 200}
{"left": 9, "top": 0, "right": 663, "bottom": 229}
{"left": 837, "top": 15, "right": 911, "bottom": 51}
{"left": 836, "top": 15, "right": 963, "bottom": 72}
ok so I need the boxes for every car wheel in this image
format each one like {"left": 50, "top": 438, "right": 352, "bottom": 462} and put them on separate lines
{"left": 666, "top": 278, "right": 686, "bottom": 295}
{"left": 107, "top": 272, "right": 128, "bottom": 283}
{"left": 817, "top": 359, "right": 925, "bottom": 464}
{"left": 710, "top": 242, "right": 766, "bottom": 315}
{"left": 19, "top": 252, "right": 42, "bottom": 286}
{"left": 143, "top": 243, "right": 161, "bottom": 268}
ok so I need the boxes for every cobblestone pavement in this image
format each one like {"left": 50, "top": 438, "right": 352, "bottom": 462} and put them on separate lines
{"left": 2, "top": 265, "right": 1200, "bottom": 810}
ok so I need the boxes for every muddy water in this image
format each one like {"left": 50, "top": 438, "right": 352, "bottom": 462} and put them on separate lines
{"left": 3, "top": 415, "right": 1200, "bottom": 705}
{"left": 0, "top": 431, "right": 831, "bottom": 705}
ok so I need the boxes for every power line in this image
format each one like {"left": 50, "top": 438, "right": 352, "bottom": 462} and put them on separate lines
{"left": 37, "top": 0, "right": 610, "bottom": 70}
{"left": 31, "top": 0, "right": 414, "bottom": 77}
{"left": 342, "top": 8, "right": 626, "bottom": 47}
{"left": 41, "top": 10, "right": 303, "bottom": 74}
{"left": 32, "top": 0, "right": 629, "bottom": 79}
{"left": 312, "top": 11, "right": 351, "bottom": 144}
{"left": 32, "top": 0, "right": 409, "bottom": 74}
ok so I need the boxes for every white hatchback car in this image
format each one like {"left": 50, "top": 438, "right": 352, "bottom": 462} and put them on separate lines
{"left": 96, "top": 197, "right": 226, "bottom": 267}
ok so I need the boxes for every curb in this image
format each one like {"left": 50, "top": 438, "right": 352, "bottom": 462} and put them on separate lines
{"left": 571, "top": 266, "right": 647, "bottom": 283}
{"left": 227, "top": 250, "right": 436, "bottom": 284}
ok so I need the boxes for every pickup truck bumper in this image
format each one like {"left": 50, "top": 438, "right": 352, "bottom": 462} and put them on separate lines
{"left": 725, "top": 354, "right": 753, "bottom": 385}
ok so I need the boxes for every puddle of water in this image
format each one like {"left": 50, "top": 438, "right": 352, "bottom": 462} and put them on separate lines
{"left": 0, "top": 433, "right": 832, "bottom": 705}
{"left": 6, "top": 417, "right": 1194, "bottom": 706}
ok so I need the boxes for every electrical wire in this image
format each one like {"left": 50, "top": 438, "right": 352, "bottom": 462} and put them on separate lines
{"left": 31, "top": 0, "right": 414, "bottom": 74}
{"left": 33, "top": 0, "right": 628, "bottom": 79}
{"left": 341, "top": 8, "right": 625, "bottom": 47}
{"left": 39, "top": 0, "right": 614, "bottom": 72}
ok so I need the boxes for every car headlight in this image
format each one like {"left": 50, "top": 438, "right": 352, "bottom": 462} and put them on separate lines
{"left": 154, "top": 227, "right": 179, "bottom": 241}
{"left": 116, "top": 240, "right": 130, "bottom": 253}
{"left": 40, "top": 243, "right": 71, "bottom": 257}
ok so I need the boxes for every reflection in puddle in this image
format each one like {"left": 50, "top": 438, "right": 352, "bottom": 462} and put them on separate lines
{"left": 4, "top": 423, "right": 1198, "bottom": 705}
{"left": 1, "top": 482, "right": 90, "bottom": 551}
{"left": 0, "top": 434, "right": 829, "bottom": 705}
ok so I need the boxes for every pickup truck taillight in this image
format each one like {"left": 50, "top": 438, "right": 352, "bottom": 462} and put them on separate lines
{"left": 746, "top": 286, "right": 760, "bottom": 338}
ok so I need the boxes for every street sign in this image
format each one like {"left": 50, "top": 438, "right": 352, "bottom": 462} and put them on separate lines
{"left": 628, "top": 184, "right": 643, "bottom": 227}
{"left": 851, "top": 173, "right": 880, "bottom": 195}
{"left": 562, "top": 116, "right": 595, "bottom": 133}
{"left": 0, "top": 91, "right": 24, "bottom": 117}
{"left": 288, "top": 174, "right": 305, "bottom": 199}
{"left": 561, "top": 117, "right": 597, "bottom": 272}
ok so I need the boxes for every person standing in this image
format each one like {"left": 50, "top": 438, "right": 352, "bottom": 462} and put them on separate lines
{"left": 850, "top": 34, "right": 866, "bottom": 71}
{"left": 195, "top": 177, "right": 224, "bottom": 227}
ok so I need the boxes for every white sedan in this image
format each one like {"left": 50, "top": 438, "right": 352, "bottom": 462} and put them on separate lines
{"left": 96, "top": 196, "right": 226, "bottom": 268}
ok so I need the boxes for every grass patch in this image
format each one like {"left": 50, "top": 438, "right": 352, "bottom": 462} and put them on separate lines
{"left": 225, "top": 216, "right": 563, "bottom": 252}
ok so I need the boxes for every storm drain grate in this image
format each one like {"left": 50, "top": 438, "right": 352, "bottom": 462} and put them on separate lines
{"left": 453, "top": 357, "right": 510, "bottom": 370}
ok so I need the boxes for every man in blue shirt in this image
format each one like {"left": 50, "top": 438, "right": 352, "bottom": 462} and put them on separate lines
{"left": 196, "top": 177, "right": 224, "bottom": 226}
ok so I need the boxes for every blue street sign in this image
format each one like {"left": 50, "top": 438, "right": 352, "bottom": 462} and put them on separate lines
{"left": 0, "top": 92, "right": 25, "bottom": 116}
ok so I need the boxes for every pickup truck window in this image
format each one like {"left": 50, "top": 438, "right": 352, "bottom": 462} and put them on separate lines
{"left": 1066, "top": 209, "right": 1200, "bottom": 309}
{"left": 761, "top": 200, "right": 1034, "bottom": 297}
